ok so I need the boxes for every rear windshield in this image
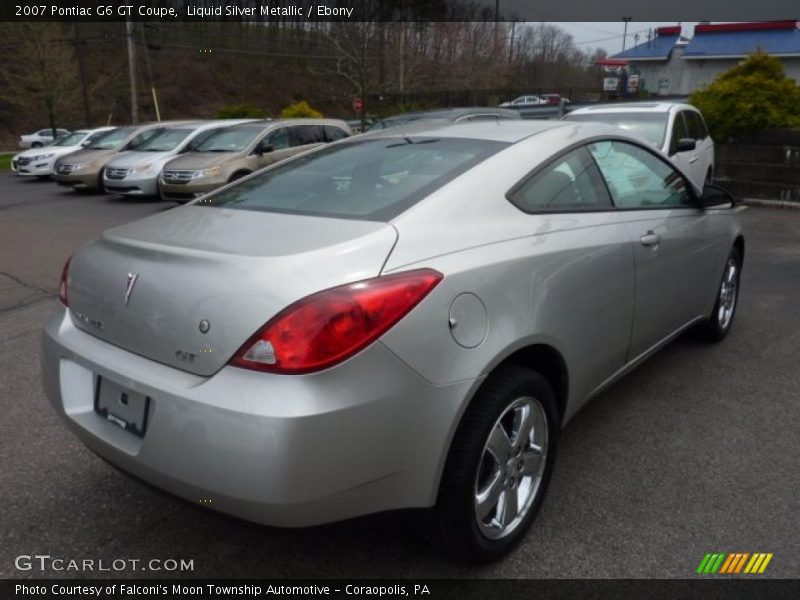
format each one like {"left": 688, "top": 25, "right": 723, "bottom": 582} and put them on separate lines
{"left": 137, "top": 128, "right": 195, "bottom": 152}
{"left": 564, "top": 112, "right": 668, "bottom": 148}
{"left": 88, "top": 126, "right": 139, "bottom": 150}
{"left": 194, "top": 126, "right": 263, "bottom": 152}
{"left": 201, "top": 137, "right": 507, "bottom": 221}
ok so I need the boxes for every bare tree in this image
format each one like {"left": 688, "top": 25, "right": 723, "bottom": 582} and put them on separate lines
{"left": 0, "top": 23, "right": 82, "bottom": 135}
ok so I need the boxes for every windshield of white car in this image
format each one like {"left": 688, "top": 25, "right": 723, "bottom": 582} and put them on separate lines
{"left": 88, "top": 126, "right": 139, "bottom": 150}
{"left": 51, "top": 132, "right": 88, "bottom": 147}
{"left": 193, "top": 126, "right": 262, "bottom": 152}
{"left": 136, "top": 128, "right": 195, "bottom": 152}
{"left": 564, "top": 112, "right": 668, "bottom": 147}
{"left": 201, "top": 137, "right": 508, "bottom": 221}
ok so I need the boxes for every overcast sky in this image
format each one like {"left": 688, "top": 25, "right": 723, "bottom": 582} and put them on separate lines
{"left": 553, "top": 22, "right": 700, "bottom": 55}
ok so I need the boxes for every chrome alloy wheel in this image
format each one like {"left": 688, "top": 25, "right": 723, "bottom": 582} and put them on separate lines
{"left": 718, "top": 257, "right": 739, "bottom": 330}
{"left": 474, "top": 396, "right": 548, "bottom": 539}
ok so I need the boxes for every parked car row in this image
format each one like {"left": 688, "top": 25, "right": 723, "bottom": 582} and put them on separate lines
{"left": 11, "top": 103, "right": 714, "bottom": 199}
{"left": 12, "top": 118, "right": 352, "bottom": 202}
{"left": 11, "top": 127, "right": 114, "bottom": 176}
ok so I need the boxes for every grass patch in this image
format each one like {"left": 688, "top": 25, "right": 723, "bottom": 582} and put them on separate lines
{"left": 0, "top": 153, "right": 13, "bottom": 171}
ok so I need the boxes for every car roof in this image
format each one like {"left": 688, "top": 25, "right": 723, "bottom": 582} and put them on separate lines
{"left": 568, "top": 102, "right": 697, "bottom": 115}
{"left": 383, "top": 107, "right": 520, "bottom": 121}
{"left": 360, "top": 119, "right": 578, "bottom": 143}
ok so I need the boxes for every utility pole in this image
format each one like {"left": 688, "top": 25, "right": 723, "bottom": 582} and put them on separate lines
{"left": 139, "top": 25, "right": 161, "bottom": 121}
{"left": 622, "top": 17, "right": 632, "bottom": 52}
{"left": 126, "top": 17, "right": 139, "bottom": 124}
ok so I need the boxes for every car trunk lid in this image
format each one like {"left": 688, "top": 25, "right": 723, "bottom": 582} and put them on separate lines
{"left": 67, "top": 206, "right": 398, "bottom": 376}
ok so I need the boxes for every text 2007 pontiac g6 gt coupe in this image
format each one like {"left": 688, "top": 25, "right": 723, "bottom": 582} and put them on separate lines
{"left": 43, "top": 120, "right": 743, "bottom": 561}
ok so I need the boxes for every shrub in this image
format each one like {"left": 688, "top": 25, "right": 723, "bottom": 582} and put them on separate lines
{"left": 279, "top": 101, "right": 323, "bottom": 119}
{"left": 216, "top": 103, "right": 266, "bottom": 119}
{"left": 689, "top": 52, "right": 800, "bottom": 141}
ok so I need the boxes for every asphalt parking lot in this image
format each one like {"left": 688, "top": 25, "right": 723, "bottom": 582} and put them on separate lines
{"left": 1, "top": 173, "right": 798, "bottom": 579}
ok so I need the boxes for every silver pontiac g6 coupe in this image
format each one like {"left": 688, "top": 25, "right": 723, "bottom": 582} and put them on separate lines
{"left": 42, "top": 121, "right": 743, "bottom": 561}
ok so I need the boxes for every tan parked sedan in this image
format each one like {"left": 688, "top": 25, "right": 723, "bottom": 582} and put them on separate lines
{"left": 53, "top": 122, "right": 189, "bottom": 191}
{"left": 158, "top": 119, "right": 351, "bottom": 203}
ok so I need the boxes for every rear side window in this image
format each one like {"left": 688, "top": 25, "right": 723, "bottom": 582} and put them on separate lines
{"left": 201, "top": 137, "right": 507, "bottom": 221}
{"left": 508, "top": 147, "right": 612, "bottom": 212}
{"left": 685, "top": 111, "right": 708, "bottom": 140}
{"left": 291, "top": 125, "right": 325, "bottom": 146}
{"left": 670, "top": 112, "right": 690, "bottom": 154}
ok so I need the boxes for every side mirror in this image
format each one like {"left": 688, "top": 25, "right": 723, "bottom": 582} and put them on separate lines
{"left": 80, "top": 140, "right": 91, "bottom": 147}
{"left": 255, "top": 143, "right": 274, "bottom": 156}
{"left": 700, "top": 184, "right": 735, "bottom": 209}
{"left": 674, "top": 138, "right": 697, "bottom": 154}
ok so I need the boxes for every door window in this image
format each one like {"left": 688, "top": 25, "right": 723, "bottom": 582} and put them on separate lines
{"left": 322, "top": 125, "right": 349, "bottom": 142}
{"left": 588, "top": 141, "right": 693, "bottom": 209}
{"left": 508, "top": 147, "right": 613, "bottom": 212}
{"left": 265, "top": 127, "right": 291, "bottom": 150}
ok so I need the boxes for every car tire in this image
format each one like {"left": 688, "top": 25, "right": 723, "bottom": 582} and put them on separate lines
{"left": 705, "top": 169, "right": 714, "bottom": 185}
{"left": 435, "top": 365, "right": 559, "bottom": 563}
{"left": 32, "top": 142, "right": 43, "bottom": 148}
{"left": 695, "top": 246, "right": 741, "bottom": 342}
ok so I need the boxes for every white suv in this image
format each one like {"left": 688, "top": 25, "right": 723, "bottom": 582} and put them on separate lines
{"left": 564, "top": 102, "right": 715, "bottom": 189}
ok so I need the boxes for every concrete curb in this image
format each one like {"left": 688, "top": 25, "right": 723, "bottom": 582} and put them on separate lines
{"left": 741, "top": 198, "right": 800, "bottom": 210}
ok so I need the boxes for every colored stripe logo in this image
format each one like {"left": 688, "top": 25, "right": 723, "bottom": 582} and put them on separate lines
{"left": 697, "top": 552, "right": 773, "bottom": 574}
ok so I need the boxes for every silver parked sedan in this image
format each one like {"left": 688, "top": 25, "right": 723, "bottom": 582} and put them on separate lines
{"left": 42, "top": 120, "right": 743, "bottom": 561}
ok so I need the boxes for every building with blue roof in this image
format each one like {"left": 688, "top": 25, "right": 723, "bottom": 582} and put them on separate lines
{"left": 607, "top": 22, "right": 800, "bottom": 96}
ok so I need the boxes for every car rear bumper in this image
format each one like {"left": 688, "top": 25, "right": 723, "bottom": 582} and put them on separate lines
{"left": 41, "top": 306, "right": 471, "bottom": 527}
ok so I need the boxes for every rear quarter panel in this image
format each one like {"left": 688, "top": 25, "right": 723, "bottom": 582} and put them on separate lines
{"left": 380, "top": 127, "right": 637, "bottom": 422}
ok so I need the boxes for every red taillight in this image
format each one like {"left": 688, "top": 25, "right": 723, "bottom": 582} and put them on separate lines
{"left": 230, "top": 269, "right": 443, "bottom": 374}
{"left": 58, "top": 258, "right": 71, "bottom": 306}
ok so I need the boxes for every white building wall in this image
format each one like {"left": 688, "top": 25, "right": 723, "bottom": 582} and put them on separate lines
{"left": 628, "top": 54, "right": 800, "bottom": 96}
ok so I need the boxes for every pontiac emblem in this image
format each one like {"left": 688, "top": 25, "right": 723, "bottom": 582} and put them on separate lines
{"left": 124, "top": 272, "right": 139, "bottom": 306}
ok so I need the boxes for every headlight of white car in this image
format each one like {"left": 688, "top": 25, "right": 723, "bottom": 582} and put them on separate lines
{"left": 191, "top": 166, "right": 222, "bottom": 179}
{"left": 32, "top": 153, "right": 55, "bottom": 161}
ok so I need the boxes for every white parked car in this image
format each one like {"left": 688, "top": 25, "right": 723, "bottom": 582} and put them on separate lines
{"left": 18, "top": 128, "right": 71, "bottom": 149}
{"left": 499, "top": 96, "right": 546, "bottom": 108}
{"left": 12, "top": 127, "right": 115, "bottom": 178}
{"left": 563, "top": 102, "right": 715, "bottom": 189}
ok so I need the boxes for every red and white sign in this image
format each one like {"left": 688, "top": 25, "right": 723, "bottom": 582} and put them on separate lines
{"left": 352, "top": 97, "right": 363, "bottom": 112}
